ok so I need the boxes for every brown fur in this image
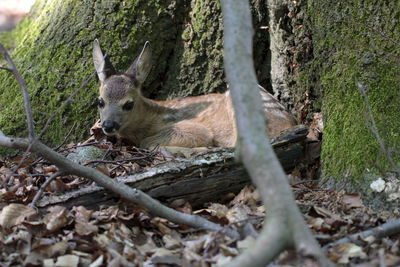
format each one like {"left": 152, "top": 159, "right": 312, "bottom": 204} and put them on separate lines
{"left": 93, "top": 40, "right": 296, "bottom": 149}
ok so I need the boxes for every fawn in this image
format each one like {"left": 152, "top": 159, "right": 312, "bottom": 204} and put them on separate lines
{"left": 93, "top": 40, "right": 296, "bottom": 149}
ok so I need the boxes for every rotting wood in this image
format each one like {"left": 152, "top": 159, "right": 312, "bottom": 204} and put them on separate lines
{"left": 37, "top": 125, "right": 310, "bottom": 209}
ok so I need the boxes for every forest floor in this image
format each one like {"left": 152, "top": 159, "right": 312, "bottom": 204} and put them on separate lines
{"left": 0, "top": 137, "right": 399, "bottom": 267}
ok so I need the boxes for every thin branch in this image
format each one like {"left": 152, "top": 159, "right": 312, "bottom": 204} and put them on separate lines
{"left": 53, "top": 121, "right": 77, "bottom": 151}
{"left": 0, "top": 44, "right": 35, "bottom": 139}
{"left": 0, "top": 134, "right": 239, "bottom": 239}
{"left": 357, "top": 82, "right": 400, "bottom": 175}
{"left": 57, "top": 141, "right": 105, "bottom": 153}
{"left": 0, "top": 65, "right": 12, "bottom": 72}
{"left": 323, "top": 218, "right": 400, "bottom": 251}
{"left": 30, "top": 171, "right": 64, "bottom": 208}
{"left": 83, "top": 156, "right": 154, "bottom": 165}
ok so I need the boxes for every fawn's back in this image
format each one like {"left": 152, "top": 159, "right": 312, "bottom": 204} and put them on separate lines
{"left": 93, "top": 40, "right": 296, "bottom": 149}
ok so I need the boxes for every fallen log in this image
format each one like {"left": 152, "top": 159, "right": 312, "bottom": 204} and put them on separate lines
{"left": 37, "top": 125, "right": 310, "bottom": 209}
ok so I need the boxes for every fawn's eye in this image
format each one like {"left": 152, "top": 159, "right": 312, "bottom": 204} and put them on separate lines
{"left": 122, "top": 100, "right": 134, "bottom": 111}
{"left": 97, "top": 98, "right": 105, "bottom": 108}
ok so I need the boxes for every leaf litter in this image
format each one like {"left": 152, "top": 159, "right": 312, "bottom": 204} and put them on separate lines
{"left": 0, "top": 138, "right": 399, "bottom": 266}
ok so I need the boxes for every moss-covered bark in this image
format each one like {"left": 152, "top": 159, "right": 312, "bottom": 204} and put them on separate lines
{"left": 0, "top": 0, "right": 184, "bottom": 148}
{"left": 303, "top": 1, "right": 400, "bottom": 187}
{"left": 0, "top": 0, "right": 269, "bottom": 149}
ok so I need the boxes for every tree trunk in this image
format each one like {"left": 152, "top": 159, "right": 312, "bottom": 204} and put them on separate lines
{"left": 302, "top": 0, "right": 400, "bottom": 208}
{"left": 0, "top": 0, "right": 271, "bottom": 150}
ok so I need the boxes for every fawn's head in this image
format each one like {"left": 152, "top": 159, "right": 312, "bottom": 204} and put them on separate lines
{"left": 93, "top": 40, "right": 152, "bottom": 136}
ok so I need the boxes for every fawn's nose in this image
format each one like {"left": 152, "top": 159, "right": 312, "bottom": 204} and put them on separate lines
{"left": 102, "top": 120, "right": 120, "bottom": 134}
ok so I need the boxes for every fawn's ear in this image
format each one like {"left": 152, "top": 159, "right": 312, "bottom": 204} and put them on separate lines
{"left": 93, "top": 39, "right": 116, "bottom": 83}
{"left": 125, "top": 41, "right": 152, "bottom": 84}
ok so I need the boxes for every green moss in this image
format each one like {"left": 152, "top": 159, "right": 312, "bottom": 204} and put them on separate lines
{"left": 0, "top": 0, "right": 270, "bottom": 154}
{"left": 0, "top": 0, "right": 182, "bottom": 148}
{"left": 0, "top": 32, "right": 16, "bottom": 52}
{"left": 304, "top": 0, "right": 400, "bottom": 181}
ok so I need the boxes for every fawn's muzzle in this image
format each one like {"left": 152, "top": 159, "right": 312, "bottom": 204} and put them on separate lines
{"left": 102, "top": 120, "right": 120, "bottom": 134}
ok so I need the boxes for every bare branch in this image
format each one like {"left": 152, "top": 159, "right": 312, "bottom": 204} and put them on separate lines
{"left": 30, "top": 170, "right": 64, "bottom": 208}
{"left": 0, "top": 134, "right": 239, "bottom": 239}
{"left": 357, "top": 82, "right": 400, "bottom": 175}
{"left": 0, "top": 65, "right": 12, "bottom": 72}
{"left": 221, "top": 0, "right": 331, "bottom": 265}
{"left": 53, "top": 122, "right": 77, "bottom": 151}
{"left": 323, "top": 218, "right": 400, "bottom": 251}
{"left": 0, "top": 44, "right": 35, "bottom": 139}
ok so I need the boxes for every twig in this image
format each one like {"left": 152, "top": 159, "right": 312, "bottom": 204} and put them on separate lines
{"left": 101, "top": 142, "right": 113, "bottom": 160}
{"left": 29, "top": 122, "right": 79, "bottom": 168}
{"left": 57, "top": 141, "right": 105, "bottom": 153}
{"left": 53, "top": 122, "right": 78, "bottom": 151}
{"left": 0, "top": 44, "right": 35, "bottom": 139}
{"left": 83, "top": 156, "right": 155, "bottom": 165}
{"left": 378, "top": 248, "right": 386, "bottom": 267}
{"left": 30, "top": 171, "right": 64, "bottom": 208}
{"left": 323, "top": 218, "right": 400, "bottom": 251}
{"left": 109, "top": 163, "right": 130, "bottom": 174}
{"left": 291, "top": 179, "right": 320, "bottom": 187}
{"left": 0, "top": 66, "right": 12, "bottom": 72}
{"left": 357, "top": 82, "right": 400, "bottom": 175}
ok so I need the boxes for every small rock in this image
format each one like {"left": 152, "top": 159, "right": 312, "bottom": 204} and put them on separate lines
{"left": 370, "top": 178, "right": 386, "bottom": 193}
{"left": 66, "top": 146, "right": 106, "bottom": 164}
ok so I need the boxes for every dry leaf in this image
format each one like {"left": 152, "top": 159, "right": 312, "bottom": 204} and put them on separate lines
{"left": 33, "top": 240, "right": 68, "bottom": 258}
{"left": 89, "top": 120, "right": 105, "bottom": 141}
{"left": 55, "top": 254, "right": 79, "bottom": 267}
{"left": 43, "top": 165, "right": 58, "bottom": 174}
{"left": 43, "top": 206, "right": 72, "bottom": 233}
{"left": 95, "top": 165, "right": 110, "bottom": 177}
{"left": 48, "top": 179, "right": 68, "bottom": 192}
{"left": 163, "top": 232, "right": 182, "bottom": 250}
{"left": 342, "top": 194, "right": 364, "bottom": 209}
{"left": 0, "top": 203, "right": 36, "bottom": 229}
{"left": 75, "top": 220, "right": 98, "bottom": 236}
{"left": 329, "top": 243, "right": 367, "bottom": 264}
{"left": 206, "top": 203, "right": 229, "bottom": 219}
{"left": 230, "top": 185, "right": 257, "bottom": 205}
{"left": 89, "top": 255, "right": 104, "bottom": 267}
{"left": 309, "top": 217, "right": 325, "bottom": 230}
{"left": 312, "top": 206, "right": 342, "bottom": 221}
{"left": 73, "top": 206, "right": 93, "bottom": 222}
{"left": 226, "top": 204, "right": 251, "bottom": 223}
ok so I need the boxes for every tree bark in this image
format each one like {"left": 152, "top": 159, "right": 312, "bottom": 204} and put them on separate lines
{"left": 0, "top": 0, "right": 270, "bottom": 150}
{"left": 304, "top": 0, "right": 400, "bottom": 208}
{"left": 268, "top": 0, "right": 291, "bottom": 100}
